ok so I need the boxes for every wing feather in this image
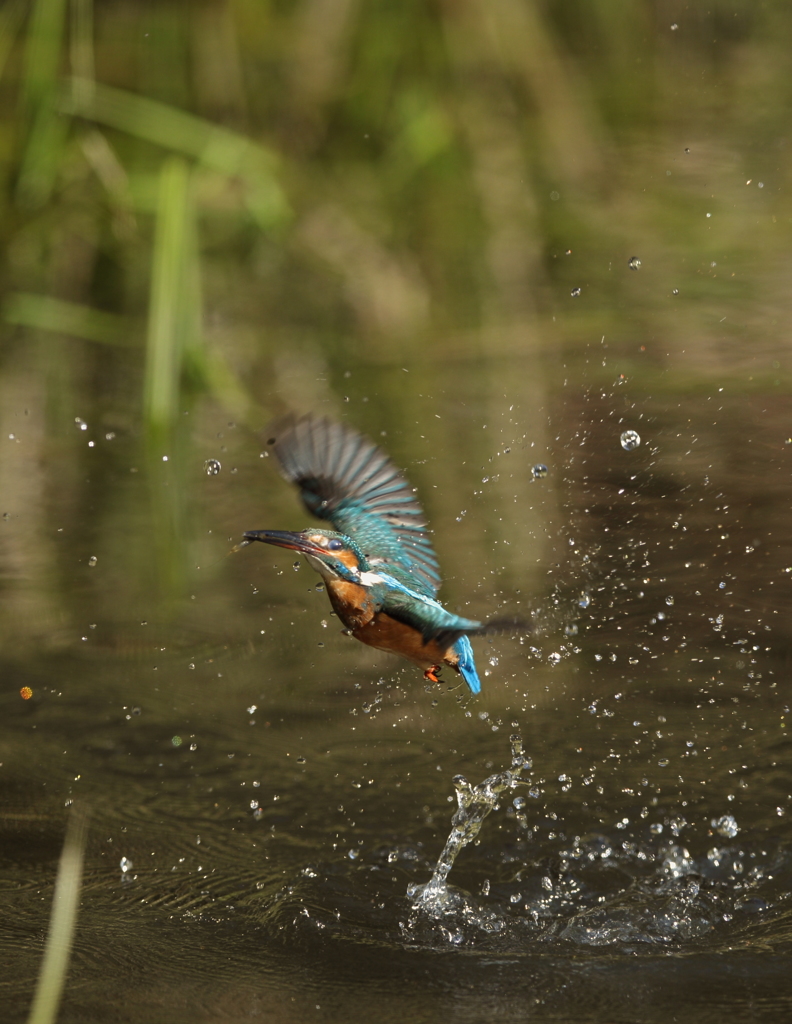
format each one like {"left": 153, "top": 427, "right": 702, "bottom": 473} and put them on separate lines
{"left": 267, "top": 415, "right": 442, "bottom": 595}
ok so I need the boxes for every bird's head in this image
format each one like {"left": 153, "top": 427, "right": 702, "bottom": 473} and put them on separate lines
{"left": 241, "top": 528, "right": 373, "bottom": 584}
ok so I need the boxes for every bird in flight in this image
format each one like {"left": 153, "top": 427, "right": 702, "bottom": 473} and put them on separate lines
{"left": 241, "top": 414, "right": 487, "bottom": 693}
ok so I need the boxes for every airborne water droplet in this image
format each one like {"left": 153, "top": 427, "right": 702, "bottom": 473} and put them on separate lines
{"left": 628, "top": 256, "right": 642, "bottom": 270}
{"left": 712, "top": 814, "right": 739, "bottom": 839}
{"left": 532, "top": 464, "right": 548, "bottom": 479}
{"left": 570, "top": 286, "right": 581, "bottom": 297}
{"left": 204, "top": 459, "right": 221, "bottom": 476}
{"left": 620, "top": 430, "right": 641, "bottom": 451}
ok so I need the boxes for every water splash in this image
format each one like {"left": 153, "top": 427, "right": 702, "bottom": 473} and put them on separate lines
{"left": 408, "top": 734, "right": 532, "bottom": 915}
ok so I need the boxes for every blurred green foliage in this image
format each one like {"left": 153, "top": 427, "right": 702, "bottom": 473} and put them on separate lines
{"left": 2, "top": 1, "right": 790, "bottom": 411}
{"left": 0, "top": 0, "right": 790, "bottom": 619}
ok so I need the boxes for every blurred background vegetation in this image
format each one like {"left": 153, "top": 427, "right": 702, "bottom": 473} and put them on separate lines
{"left": 2, "top": 8, "right": 792, "bottom": 1017}
{"left": 0, "top": 0, "right": 790, "bottom": 654}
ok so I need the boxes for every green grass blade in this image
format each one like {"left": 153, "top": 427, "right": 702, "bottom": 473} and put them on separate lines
{"left": 145, "top": 156, "right": 192, "bottom": 440}
{"left": 21, "top": 0, "right": 68, "bottom": 112}
{"left": 15, "top": 101, "right": 71, "bottom": 209}
{"left": 26, "top": 806, "right": 89, "bottom": 1024}
{"left": 61, "top": 78, "right": 289, "bottom": 229}
{"left": 4, "top": 292, "right": 136, "bottom": 345}
{"left": 69, "top": 0, "right": 94, "bottom": 110}
{"left": 17, "top": 0, "right": 72, "bottom": 208}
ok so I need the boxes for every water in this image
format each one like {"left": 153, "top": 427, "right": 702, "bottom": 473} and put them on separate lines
{"left": 408, "top": 735, "right": 532, "bottom": 915}
{"left": 2, "top": 5, "right": 792, "bottom": 1022}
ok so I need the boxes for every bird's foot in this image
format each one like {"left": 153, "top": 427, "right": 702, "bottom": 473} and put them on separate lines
{"left": 424, "top": 665, "right": 442, "bottom": 683}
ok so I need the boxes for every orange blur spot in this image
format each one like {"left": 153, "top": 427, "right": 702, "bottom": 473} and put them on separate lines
{"left": 20, "top": 686, "right": 33, "bottom": 700}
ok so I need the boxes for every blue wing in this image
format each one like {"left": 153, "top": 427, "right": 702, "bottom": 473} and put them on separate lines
{"left": 267, "top": 415, "right": 442, "bottom": 596}
{"left": 452, "top": 635, "right": 481, "bottom": 695}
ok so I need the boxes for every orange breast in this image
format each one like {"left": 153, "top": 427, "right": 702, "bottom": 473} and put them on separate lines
{"left": 325, "top": 579, "right": 378, "bottom": 631}
{"left": 352, "top": 612, "right": 456, "bottom": 670}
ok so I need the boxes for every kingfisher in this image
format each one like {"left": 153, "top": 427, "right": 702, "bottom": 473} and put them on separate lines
{"left": 240, "top": 414, "right": 487, "bottom": 694}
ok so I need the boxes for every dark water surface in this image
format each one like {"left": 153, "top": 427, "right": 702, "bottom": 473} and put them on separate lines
{"left": 2, "top": 4, "right": 792, "bottom": 1022}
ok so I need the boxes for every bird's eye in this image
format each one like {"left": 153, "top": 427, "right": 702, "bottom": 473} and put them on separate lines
{"left": 327, "top": 539, "right": 343, "bottom": 551}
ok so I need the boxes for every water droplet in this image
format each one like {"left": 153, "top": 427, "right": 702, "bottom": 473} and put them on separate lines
{"left": 665, "top": 595, "right": 674, "bottom": 606}
{"left": 548, "top": 652, "right": 561, "bottom": 665}
{"left": 204, "top": 459, "right": 221, "bottom": 476}
{"left": 87, "top": 555, "right": 97, "bottom": 567}
{"left": 570, "top": 286, "right": 581, "bottom": 297}
{"left": 628, "top": 256, "right": 642, "bottom": 270}
{"left": 120, "top": 856, "right": 133, "bottom": 873}
{"left": 670, "top": 22, "right": 678, "bottom": 30}
{"left": 105, "top": 431, "right": 116, "bottom": 440}
{"left": 712, "top": 814, "right": 739, "bottom": 838}
{"left": 672, "top": 288, "right": 679, "bottom": 295}
{"left": 620, "top": 429, "right": 641, "bottom": 451}
{"left": 564, "top": 623, "right": 578, "bottom": 636}
{"left": 532, "top": 464, "right": 548, "bottom": 479}
{"left": 578, "top": 593, "right": 591, "bottom": 609}
{"left": 293, "top": 561, "right": 301, "bottom": 571}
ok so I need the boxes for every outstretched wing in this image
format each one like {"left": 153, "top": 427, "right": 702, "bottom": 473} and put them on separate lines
{"left": 267, "top": 415, "right": 442, "bottom": 596}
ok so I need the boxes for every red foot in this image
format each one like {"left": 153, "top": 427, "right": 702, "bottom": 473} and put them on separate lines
{"left": 424, "top": 665, "right": 442, "bottom": 683}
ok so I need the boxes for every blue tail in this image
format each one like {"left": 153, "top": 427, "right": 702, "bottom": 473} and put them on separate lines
{"left": 453, "top": 635, "right": 481, "bottom": 695}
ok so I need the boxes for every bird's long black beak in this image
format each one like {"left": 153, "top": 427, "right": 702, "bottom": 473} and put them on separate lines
{"left": 239, "top": 529, "right": 327, "bottom": 557}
